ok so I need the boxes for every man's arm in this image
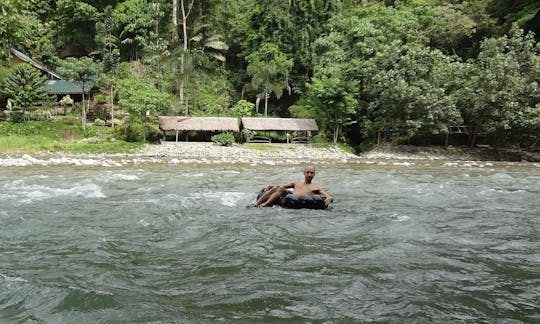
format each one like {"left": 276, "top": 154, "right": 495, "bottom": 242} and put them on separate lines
{"left": 317, "top": 187, "right": 333, "bottom": 206}
{"left": 282, "top": 181, "right": 296, "bottom": 189}
{"left": 262, "top": 181, "right": 296, "bottom": 191}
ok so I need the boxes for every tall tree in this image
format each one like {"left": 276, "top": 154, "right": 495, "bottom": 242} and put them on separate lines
{"left": 178, "top": 0, "right": 195, "bottom": 114}
{"left": 362, "top": 44, "right": 462, "bottom": 140}
{"left": 55, "top": 0, "right": 99, "bottom": 54}
{"left": 58, "top": 57, "right": 101, "bottom": 131}
{"left": 0, "top": 0, "right": 27, "bottom": 62}
{"left": 456, "top": 27, "right": 540, "bottom": 147}
{"left": 291, "top": 74, "right": 358, "bottom": 144}
{"left": 246, "top": 43, "right": 293, "bottom": 116}
{"left": 2, "top": 63, "right": 50, "bottom": 122}
{"left": 113, "top": 0, "right": 155, "bottom": 60}
{"left": 172, "top": 0, "right": 179, "bottom": 41}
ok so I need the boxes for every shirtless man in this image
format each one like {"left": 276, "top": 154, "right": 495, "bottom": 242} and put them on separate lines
{"left": 252, "top": 166, "right": 333, "bottom": 207}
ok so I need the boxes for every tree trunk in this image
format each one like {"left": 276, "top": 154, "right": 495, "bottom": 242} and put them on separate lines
{"left": 264, "top": 92, "right": 269, "bottom": 117}
{"left": 255, "top": 96, "right": 260, "bottom": 114}
{"left": 179, "top": 0, "right": 194, "bottom": 115}
{"left": 172, "top": 0, "right": 178, "bottom": 41}
{"left": 179, "top": 78, "right": 186, "bottom": 115}
{"left": 181, "top": 0, "right": 190, "bottom": 51}
{"left": 469, "top": 126, "right": 478, "bottom": 148}
{"left": 110, "top": 85, "right": 114, "bottom": 127}
{"left": 81, "top": 90, "right": 86, "bottom": 131}
{"left": 333, "top": 123, "right": 342, "bottom": 145}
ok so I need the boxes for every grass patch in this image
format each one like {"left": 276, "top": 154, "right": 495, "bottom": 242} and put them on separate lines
{"left": 0, "top": 136, "right": 60, "bottom": 154}
{"left": 0, "top": 135, "right": 143, "bottom": 154}
{"left": 0, "top": 121, "right": 143, "bottom": 154}
{"left": 313, "top": 141, "right": 330, "bottom": 148}
{"left": 0, "top": 121, "right": 81, "bottom": 139}
{"left": 242, "top": 143, "right": 284, "bottom": 151}
{"left": 337, "top": 142, "right": 356, "bottom": 154}
{"left": 61, "top": 142, "right": 144, "bottom": 154}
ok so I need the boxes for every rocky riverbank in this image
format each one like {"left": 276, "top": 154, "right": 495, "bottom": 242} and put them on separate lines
{"left": 1, "top": 142, "right": 539, "bottom": 167}
{"left": 139, "top": 142, "right": 358, "bottom": 164}
{"left": 360, "top": 145, "right": 540, "bottom": 162}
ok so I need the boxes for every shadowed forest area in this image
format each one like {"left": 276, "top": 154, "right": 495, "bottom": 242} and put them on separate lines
{"left": 0, "top": 0, "right": 539, "bottom": 150}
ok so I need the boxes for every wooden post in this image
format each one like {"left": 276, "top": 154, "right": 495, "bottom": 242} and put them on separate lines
{"left": 175, "top": 130, "right": 179, "bottom": 142}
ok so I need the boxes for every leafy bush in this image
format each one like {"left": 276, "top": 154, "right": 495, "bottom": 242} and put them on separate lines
{"left": 59, "top": 95, "right": 74, "bottom": 106}
{"left": 29, "top": 110, "right": 52, "bottom": 121}
{"left": 116, "top": 75, "right": 171, "bottom": 116}
{"left": 93, "top": 118, "right": 106, "bottom": 126}
{"left": 122, "top": 122, "right": 143, "bottom": 142}
{"left": 92, "top": 106, "right": 110, "bottom": 121}
{"left": 241, "top": 129, "right": 256, "bottom": 142}
{"left": 94, "top": 94, "right": 108, "bottom": 104}
{"left": 9, "top": 109, "right": 25, "bottom": 123}
{"left": 230, "top": 100, "right": 255, "bottom": 117}
{"left": 120, "top": 119, "right": 162, "bottom": 142}
{"left": 211, "top": 132, "right": 235, "bottom": 146}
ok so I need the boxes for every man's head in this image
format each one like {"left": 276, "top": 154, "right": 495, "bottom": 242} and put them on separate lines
{"left": 303, "top": 165, "right": 316, "bottom": 183}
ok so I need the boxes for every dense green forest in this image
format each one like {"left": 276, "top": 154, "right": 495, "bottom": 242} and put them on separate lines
{"left": 0, "top": 0, "right": 539, "bottom": 149}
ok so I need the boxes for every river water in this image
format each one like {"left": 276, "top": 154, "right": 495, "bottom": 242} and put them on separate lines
{"left": 0, "top": 162, "right": 539, "bottom": 323}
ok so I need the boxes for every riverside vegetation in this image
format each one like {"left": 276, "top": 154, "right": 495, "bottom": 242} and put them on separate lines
{"left": 0, "top": 121, "right": 143, "bottom": 154}
{"left": 0, "top": 0, "right": 539, "bottom": 153}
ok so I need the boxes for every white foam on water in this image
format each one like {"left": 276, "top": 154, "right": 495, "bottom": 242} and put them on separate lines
{"left": 218, "top": 192, "right": 246, "bottom": 207}
{"left": 2, "top": 179, "right": 106, "bottom": 204}
{"left": 390, "top": 213, "right": 410, "bottom": 222}
{"left": 218, "top": 170, "right": 241, "bottom": 174}
{"left": 108, "top": 173, "right": 140, "bottom": 181}
{"left": 138, "top": 219, "right": 151, "bottom": 227}
{"left": 0, "top": 273, "right": 28, "bottom": 283}
{"left": 488, "top": 172, "right": 514, "bottom": 181}
{"left": 392, "top": 162, "right": 415, "bottom": 166}
{"left": 184, "top": 190, "right": 247, "bottom": 207}
{"left": 0, "top": 154, "right": 125, "bottom": 167}
{"left": 176, "top": 171, "right": 207, "bottom": 177}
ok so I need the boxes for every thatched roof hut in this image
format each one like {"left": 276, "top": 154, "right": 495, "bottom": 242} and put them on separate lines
{"left": 158, "top": 116, "right": 240, "bottom": 132}
{"left": 241, "top": 118, "right": 319, "bottom": 131}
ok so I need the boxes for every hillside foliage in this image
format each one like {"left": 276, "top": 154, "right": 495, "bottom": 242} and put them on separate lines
{"left": 0, "top": 0, "right": 539, "bottom": 148}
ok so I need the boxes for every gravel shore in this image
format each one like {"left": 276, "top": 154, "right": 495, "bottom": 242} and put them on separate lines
{"left": 1, "top": 142, "right": 538, "bottom": 167}
{"left": 140, "top": 141, "right": 359, "bottom": 165}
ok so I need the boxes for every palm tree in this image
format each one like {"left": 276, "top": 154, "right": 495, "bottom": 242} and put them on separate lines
{"left": 246, "top": 43, "right": 293, "bottom": 116}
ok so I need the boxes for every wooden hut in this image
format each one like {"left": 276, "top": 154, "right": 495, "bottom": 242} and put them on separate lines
{"left": 158, "top": 116, "right": 240, "bottom": 142}
{"left": 44, "top": 80, "right": 92, "bottom": 103}
{"left": 10, "top": 49, "right": 91, "bottom": 103}
{"left": 241, "top": 117, "right": 319, "bottom": 143}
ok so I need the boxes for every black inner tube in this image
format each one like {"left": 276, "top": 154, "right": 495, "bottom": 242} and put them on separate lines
{"left": 256, "top": 190, "right": 328, "bottom": 209}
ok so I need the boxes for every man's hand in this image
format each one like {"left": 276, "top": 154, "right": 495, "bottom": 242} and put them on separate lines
{"left": 324, "top": 196, "right": 333, "bottom": 206}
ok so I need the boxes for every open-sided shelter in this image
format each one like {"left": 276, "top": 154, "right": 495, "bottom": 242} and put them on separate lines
{"left": 158, "top": 116, "right": 240, "bottom": 142}
{"left": 241, "top": 117, "right": 318, "bottom": 143}
{"left": 241, "top": 118, "right": 318, "bottom": 132}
